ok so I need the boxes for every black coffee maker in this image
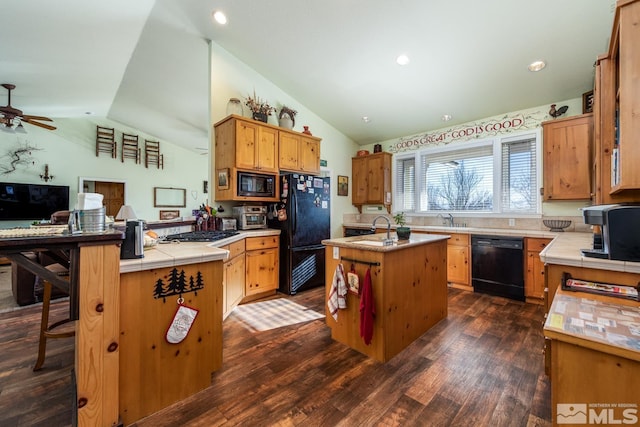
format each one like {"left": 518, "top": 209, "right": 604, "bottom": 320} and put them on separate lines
{"left": 582, "top": 204, "right": 640, "bottom": 262}
{"left": 121, "top": 220, "right": 145, "bottom": 259}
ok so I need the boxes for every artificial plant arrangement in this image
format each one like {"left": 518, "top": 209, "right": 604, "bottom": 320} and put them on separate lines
{"left": 393, "top": 211, "right": 411, "bottom": 240}
{"left": 278, "top": 105, "right": 298, "bottom": 128}
{"left": 245, "top": 91, "right": 275, "bottom": 122}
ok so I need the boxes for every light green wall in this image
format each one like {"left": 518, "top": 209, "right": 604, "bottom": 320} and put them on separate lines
{"left": 360, "top": 97, "right": 591, "bottom": 217}
{"left": 0, "top": 117, "right": 208, "bottom": 227}
{"left": 209, "top": 42, "right": 360, "bottom": 238}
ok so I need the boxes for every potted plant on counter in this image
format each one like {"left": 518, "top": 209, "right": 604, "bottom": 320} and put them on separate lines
{"left": 393, "top": 211, "right": 411, "bottom": 240}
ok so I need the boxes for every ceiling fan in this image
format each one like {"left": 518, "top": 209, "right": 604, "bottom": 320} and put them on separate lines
{"left": 0, "top": 83, "right": 56, "bottom": 132}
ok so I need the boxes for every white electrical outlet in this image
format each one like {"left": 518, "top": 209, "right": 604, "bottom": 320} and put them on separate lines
{"left": 509, "top": 218, "right": 515, "bottom": 227}
{"left": 333, "top": 246, "right": 340, "bottom": 260}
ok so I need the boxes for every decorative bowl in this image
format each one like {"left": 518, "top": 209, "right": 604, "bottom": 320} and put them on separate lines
{"left": 356, "top": 150, "right": 370, "bottom": 156}
{"left": 543, "top": 219, "right": 572, "bottom": 232}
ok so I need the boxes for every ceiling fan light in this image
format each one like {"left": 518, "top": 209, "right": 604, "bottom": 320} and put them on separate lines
{"left": 1, "top": 124, "right": 16, "bottom": 133}
{"left": 15, "top": 123, "right": 27, "bottom": 134}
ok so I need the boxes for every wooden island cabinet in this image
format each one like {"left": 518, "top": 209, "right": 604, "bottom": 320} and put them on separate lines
{"left": 322, "top": 233, "right": 448, "bottom": 362}
{"left": 541, "top": 232, "right": 640, "bottom": 424}
{"left": 118, "top": 243, "right": 227, "bottom": 426}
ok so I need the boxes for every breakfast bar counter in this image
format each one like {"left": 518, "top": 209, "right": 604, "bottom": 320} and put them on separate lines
{"left": 322, "top": 233, "right": 449, "bottom": 362}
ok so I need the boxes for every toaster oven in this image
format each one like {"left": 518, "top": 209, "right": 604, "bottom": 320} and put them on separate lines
{"left": 233, "top": 206, "right": 267, "bottom": 230}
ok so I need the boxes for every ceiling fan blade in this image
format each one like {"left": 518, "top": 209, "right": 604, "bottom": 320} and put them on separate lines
{"left": 22, "top": 114, "right": 53, "bottom": 122}
{"left": 22, "top": 117, "right": 57, "bottom": 130}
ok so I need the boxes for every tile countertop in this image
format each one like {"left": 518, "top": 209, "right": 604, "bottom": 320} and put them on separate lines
{"left": 342, "top": 222, "right": 560, "bottom": 238}
{"left": 540, "top": 232, "right": 640, "bottom": 274}
{"left": 322, "top": 233, "right": 449, "bottom": 252}
{"left": 120, "top": 229, "right": 280, "bottom": 273}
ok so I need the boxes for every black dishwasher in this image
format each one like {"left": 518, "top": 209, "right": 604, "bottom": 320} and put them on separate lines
{"left": 471, "top": 235, "right": 525, "bottom": 301}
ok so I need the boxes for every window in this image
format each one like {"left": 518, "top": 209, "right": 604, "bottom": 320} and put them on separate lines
{"left": 394, "top": 131, "right": 540, "bottom": 214}
{"left": 395, "top": 157, "right": 415, "bottom": 211}
{"left": 421, "top": 145, "right": 493, "bottom": 211}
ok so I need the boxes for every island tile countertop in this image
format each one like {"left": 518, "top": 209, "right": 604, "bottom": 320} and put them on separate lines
{"left": 342, "top": 222, "right": 559, "bottom": 238}
{"left": 544, "top": 289, "right": 640, "bottom": 362}
{"left": 322, "top": 232, "right": 449, "bottom": 252}
{"left": 120, "top": 229, "right": 280, "bottom": 273}
{"left": 540, "top": 232, "right": 640, "bottom": 274}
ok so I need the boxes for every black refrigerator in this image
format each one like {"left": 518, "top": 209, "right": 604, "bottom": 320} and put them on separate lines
{"left": 267, "top": 173, "right": 330, "bottom": 295}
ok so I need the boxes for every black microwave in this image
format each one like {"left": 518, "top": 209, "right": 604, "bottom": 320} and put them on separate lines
{"left": 237, "top": 171, "right": 276, "bottom": 198}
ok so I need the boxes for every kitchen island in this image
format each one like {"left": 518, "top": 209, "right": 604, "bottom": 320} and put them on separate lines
{"left": 322, "top": 232, "right": 449, "bottom": 362}
{"left": 540, "top": 232, "right": 640, "bottom": 424}
{"left": 118, "top": 240, "right": 229, "bottom": 425}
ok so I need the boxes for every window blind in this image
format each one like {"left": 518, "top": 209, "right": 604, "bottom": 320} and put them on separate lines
{"left": 501, "top": 138, "right": 537, "bottom": 212}
{"left": 395, "top": 157, "right": 415, "bottom": 211}
{"left": 420, "top": 145, "right": 493, "bottom": 211}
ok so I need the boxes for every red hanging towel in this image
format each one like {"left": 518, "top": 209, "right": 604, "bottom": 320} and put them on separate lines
{"left": 359, "top": 268, "right": 375, "bottom": 345}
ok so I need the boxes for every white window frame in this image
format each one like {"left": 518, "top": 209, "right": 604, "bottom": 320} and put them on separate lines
{"left": 392, "top": 128, "right": 542, "bottom": 217}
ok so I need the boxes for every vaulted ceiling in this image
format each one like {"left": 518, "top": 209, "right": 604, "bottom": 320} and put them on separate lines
{"left": 0, "top": 0, "right": 615, "bottom": 151}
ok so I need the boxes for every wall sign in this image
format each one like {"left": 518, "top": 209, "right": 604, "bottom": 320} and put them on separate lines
{"left": 388, "top": 109, "right": 548, "bottom": 153}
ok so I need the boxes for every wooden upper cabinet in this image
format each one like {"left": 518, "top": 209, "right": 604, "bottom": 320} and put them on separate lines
{"left": 542, "top": 113, "right": 593, "bottom": 200}
{"left": 351, "top": 152, "right": 392, "bottom": 212}
{"left": 593, "top": 0, "right": 640, "bottom": 203}
{"left": 235, "top": 119, "right": 278, "bottom": 172}
{"left": 278, "top": 129, "right": 321, "bottom": 174}
{"left": 300, "top": 136, "right": 320, "bottom": 174}
{"left": 278, "top": 131, "right": 299, "bottom": 171}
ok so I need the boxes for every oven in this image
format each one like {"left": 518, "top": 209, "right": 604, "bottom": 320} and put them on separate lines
{"left": 471, "top": 235, "right": 525, "bottom": 301}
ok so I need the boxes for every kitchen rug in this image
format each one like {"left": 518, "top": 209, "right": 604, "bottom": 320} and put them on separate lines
{"left": 231, "top": 298, "right": 325, "bottom": 332}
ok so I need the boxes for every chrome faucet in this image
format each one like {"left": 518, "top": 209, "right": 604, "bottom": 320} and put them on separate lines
{"left": 437, "top": 213, "right": 454, "bottom": 227}
{"left": 371, "top": 215, "right": 392, "bottom": 244}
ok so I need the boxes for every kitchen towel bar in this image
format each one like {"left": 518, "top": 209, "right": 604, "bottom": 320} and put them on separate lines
{"left": 340, "top": 256, "right": 380, "bottom": 267}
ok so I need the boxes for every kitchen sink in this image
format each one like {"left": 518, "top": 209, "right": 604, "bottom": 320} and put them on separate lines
{"left": 347, "top": 235, "right": 396, "bottom": 246}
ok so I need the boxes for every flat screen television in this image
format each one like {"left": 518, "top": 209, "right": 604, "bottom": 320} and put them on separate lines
{"left": 0, "top": 182, "right": 70, "bottom": 221}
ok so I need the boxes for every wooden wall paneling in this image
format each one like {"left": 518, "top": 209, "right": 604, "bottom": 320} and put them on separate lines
{"left": 76, "top": 243, "right": 121, "bottom": 426}
{"left": 118, "top": 261, "right": 223, "bottom": 425}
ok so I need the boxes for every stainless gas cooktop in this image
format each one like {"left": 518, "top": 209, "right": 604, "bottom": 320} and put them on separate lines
{"left": 164, "top": 230, "right": 239, "bottom": 242}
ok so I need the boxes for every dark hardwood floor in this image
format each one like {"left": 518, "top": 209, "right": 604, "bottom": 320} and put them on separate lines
{"left": 0, "top": 287, "right": 551, "bottom": 427}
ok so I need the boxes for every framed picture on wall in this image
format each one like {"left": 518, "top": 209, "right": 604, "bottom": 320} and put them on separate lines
{"left": 217, "top": 168, "right": 229, "bottom": 190}
{"left": 338, "top": 175, "right": 348, "bottom": 196}
{"left": 583, "top": 90, "right": 594, "bottom": 114}
{"left": 159, "top": 210, "right": 180, "bottom": 220}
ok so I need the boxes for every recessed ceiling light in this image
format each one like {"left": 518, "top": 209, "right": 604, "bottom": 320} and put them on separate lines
{"left": 528, "top": 60, "right": 546, "bottom": 72}
{"left": 362, "top": 116, "right": 371, "bottom": 123}
{"left": 441, "top": 114, "right": 452, "bottom": 122}
{"left": 396, "top": 54, "right": 410, "bottom": 66}
{"left": 212, "top": 10, "right": 227, "bottom": 25}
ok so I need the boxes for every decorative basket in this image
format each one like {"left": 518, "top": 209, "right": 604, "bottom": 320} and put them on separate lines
{"left": 543, "top": 219, "right": 572, "bottom": 232}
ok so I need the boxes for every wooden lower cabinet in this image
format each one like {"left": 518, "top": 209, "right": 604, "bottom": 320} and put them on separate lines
{"left": 222, "top": 239, "right": 245, "bottom": 319}
{"left": 525, "top": 238, "right": 551, "bottom": 303}
{"left": 118, "top": 260, "right": 223, "bottom": 425}
{"left": 415, "top": 231, "right": 470, "bottom": 290}
{"left": 245, "top": 235, "right": 280, "bottom": 298}
{"left": 445, "top": 233, "right": 470, "bottom": 290}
